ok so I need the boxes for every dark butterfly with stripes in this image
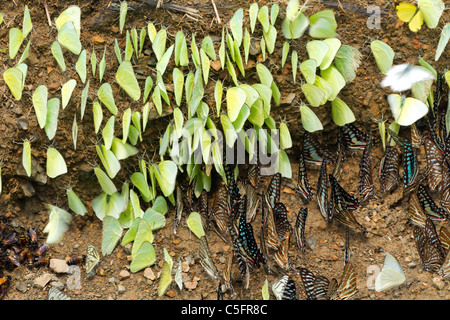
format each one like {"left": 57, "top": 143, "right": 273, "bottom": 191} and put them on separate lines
{"left": 440, "top": 161, "right": 450, "bottom": 214}
{"left": 197, "top": 189, "right": 210, "bottom": 230}
{"left": 329, "top": 174, "right": 359, "bottom": 213}
{"left": 273, "top": 229, "right": 291, "bottom": 270}
{"left": 302, "top": 131, "right": 335, "bottom": 166}
{"left": 224, "top": 163, "right": 240, "bottom": 210}
{"left": 338, "top": 123, "right": 370, "bottom": 151}
{"left": 222, "top": 250, "right": 236, "bottom": 296}
{"left": 409, "top": 192, "right": 428, "bottom": 228}
{"left": 212, "top": 186, "right": 231, "bottom": 233}
{"left": 198, "top": 236, "right": 222, "bottom": 281}
{"left": 294, "top": 208, "right": 308, "bottom": 254}
{"left": 272, "top": 202, "right": 293, "bottom": 241}
{"left": 410, "top": 123, "right": 423, "bottom": 149}
{"left": 295, "top": 151, "right": 313, "bottom": 204}
{"left": 247, "top": 163, "right": 260, "bottom": 190}
{"left": 300, "top": 267, "right": 338, "bottom": 300}
{"left": 387, "top": 128, "right": 419, "bottom": 190}
{"left": 281, "top": 278, "right": 297, "bottom": 300}
{"left": 417, "top": 184, "right": 448, "bottom": 222}
{"left": 236, "top": 196, "right": 266, "bottom": 267}
{"left": 266, "top": 173, "right": 281, "bottom": 208}
{"left": 317, "top": 160, "right": 332, "bottom": 222}
{"left": 329, "top": 261, "right": 358, "bottom": 300}
{"left": 263, "top": 194, "right": 281, "bottom": 250}
{"left": 423, "top": 136, "right": 444, "bottom": 191}
{"left": 413, "top": 218, "right": 447, "bottom": 273}
{"left": 379, "top": 145, "right": 401, "bottom": 193}
{"left": 359, "top": 134, "right": 374, "bottom": 202}
{"left": 245, "top": 183, "right": 259, "bottom": 223}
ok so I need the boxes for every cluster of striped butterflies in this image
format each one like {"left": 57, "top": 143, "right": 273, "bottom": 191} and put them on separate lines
{"left": 0, "top": 214, "right": 50, "bottom": 299}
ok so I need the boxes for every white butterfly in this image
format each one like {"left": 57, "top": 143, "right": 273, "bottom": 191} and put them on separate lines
{"left": 381, "top": 64, "right": 435, "bottom": 92}
{"left": 47, "top": 287, "right": 71, "bottom": 300}
{"left": 85, "top": 244, "right": 100, "bottom": 274}
{"left": 387, "top": 94, "right": 428, "bottom": 126}
{"left": 374, "top": 253, "right": 406, "bottom": 292}
{"left": 272, "top": 275, "right": 289, "bottom": 300}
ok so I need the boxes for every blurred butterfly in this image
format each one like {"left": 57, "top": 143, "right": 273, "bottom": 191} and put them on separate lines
{"left": 374, "top": 253, "right": 406, "bottom": 292}
{"left": 338, "top": 123, "right": 370, "bottom": 151}
{"left": 440, "top": 162, "right": 450, "bottom": 214}
{"left": 294, "top": 208, "right": 308, "bottom": 254}
{"left": 381, "top": 64, "right": 435, "bottom": 92}
{"left": 47, "top": 286, "right": 71, "bottom": 300}
{"left": 174, "top": 185, "right": 184, "bottom": 233}
{"left": 396, "top": 0, "right": 444, "bottom": 33}
{"left": 300, "top": 267, "right": 338, "bottom": 300}
{"left": 302, "top": 131, "right": 335, "bottom": 166}
{"left": 379, "top": 145, "right": 401, "bottom": 193}
{"left": 359, "top": 134, "right": 374, "bottom": 202}
{"left": 0, "top": 275, "right": 10, "bottom": 300}
{"left": 417, "top": 184, "right": 448, "bottom": 221}
{"left": 295, "top": 152, "right": 313, "bottom": 204}
{"left": 329, "top": 261, "right": 358, "bottom": 300}
{"left": 85, "top": 244, "right": 100, "bottom": 274}
{"left": 198, "top": 235, "right": 222, "bottom": 281}
{"left": 245, "top": 183, "right": 259, "bottom": 223}
{"left": 247, "top": 163, "right": 260, "bottom": 190}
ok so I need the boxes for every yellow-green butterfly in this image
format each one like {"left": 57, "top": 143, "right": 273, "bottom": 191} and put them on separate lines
{"left": 46, "top": 146, "right": 67, "bottom": 178}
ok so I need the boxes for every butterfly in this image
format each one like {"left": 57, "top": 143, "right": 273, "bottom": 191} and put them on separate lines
{"left": 423, "top": 136, "right": 444, "bottom": 191}
{"left": 263, "top": 194, "right": 282, "bottom": 250}
{"left": 212, "top": 186, "right": 231, "bottom": 233}
{"left": 338, "top": 123, "right": 370, "bottom": 151}
{"left": 198, "top": 235, "right": 222, "bottom": 281}
{"left": 174, "top": 185, "right": 184, "bottom": 233}
{"left": 273, "top": 230, "right": 291, "bottom": 270}
{"left": 272, "top": 275, "right": 289, "bottom": 300}
{"left": 381, "top": 64, "right": 435, "bottom": 92}
{"left": 359, "top": 134, "right": 374, "bottom": 202}
{"left": 245, "top": 183, "right": 260, "bottom": 223}
{"left": 236, "top": 196, "right": 265, "bottom": 267}
{"left": 396, "top": 0, "right": 445, "bottom": 33}
{"left": 85, "top": 244, "right": 100, "bottom": 274}
{"left": 440, "top": 162, "right": 450, "bottom": 214}
{"left": 300, "top": 267, "right": 338, "bottom": 300}
{"left": 222, "top": 250, "right": 236, "bottom": 297}
{"left": 374, "top": 253, "right": 406, "bottom": 292}
{"left": 413, "top": 219, "right": 447, "bottom": 273}
{"left": 295, "top": 151, "right": 313, "bottom": 204}
{"left": 387, "top": 128, "right": 419, "bottom": 190}
{"left": 316, "top": 160, "right": 332, "bottom": 222}
{"left": 409, "top": 192, "right": 428, "bottom": 228}
{"left": 197, "top": 189, "right": 210, "bottom": 230}
{"left": 281, "top": 278, "right": 297, "bottom": 300}
{"left": 247, "top": 163, "right": 260, "bottom": 190}
{"left": 329, "top": 174, "right": 359, "bottom": 213}
{"left": 387, "top": 94, "right": 429, "bottom": 126}
{"left": 410, "top": 123, "right": 423, "bottom": 149}
{"left": 330, "top": 261, "right": 358, "bottom": 300}
{"left": 224, "top": 163, "right": 240, "bottom": 210}
{"left": 379, "top": 145, "right": 401, "bottom": 193}
{"left": 294, "top": 208, "right": 308, "bottom": 254}
{"left": 302, "top": 131, "right": 335, "bottom": 165}
{"left": 417, "top": 184, "right": 448, "bottom": 221}
{"left": 266, "top": 173, "right": 281, "bottom": 208}
{"left": 272, "top": 202, "right": 293, "bottom": 242}
{"left": 47, "top": 286, "right": 71, "bottom": 300}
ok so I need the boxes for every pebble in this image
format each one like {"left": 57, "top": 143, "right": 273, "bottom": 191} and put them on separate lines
{"left": 119, "top": 270, "right": 130, "bottom": 280}
{"left": 166, "top": 289, "right": 176, "bottom": 298}
{"left": 51, "top": 281, "right": 65, "bottom": 291}
{"left": 15, "top": 282, "right": 28, "bottom": 293}
{"left": 17, "top": 118, "right": 28, "bottom": 130}
{"left": 433, "top": 277, "right": 445, "bottom": 290}
{"left": 407, "top": 262, "right": 417, "bottom": 268}
{"left": 143, "top": 268, "right": 156, "bottom": 280}
{"left": 21, "top": 181, "right": 35, "bottom": 197}
{"left": 34, "top": 273, "right": 53, "bottom": 288}
{"left": 50, "top": 259, "right": 69, "bottom": 273}
{"left": 117, "top": 284, "right": 126, "bottom": 294}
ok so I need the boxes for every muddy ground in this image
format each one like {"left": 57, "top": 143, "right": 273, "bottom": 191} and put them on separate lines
{"left": 0, "top": 0, "right": 449, "bottom": 301}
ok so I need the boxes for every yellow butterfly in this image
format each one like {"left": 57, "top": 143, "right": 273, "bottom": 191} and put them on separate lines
{"left": 396, "top": 0, "right": 444, "bottom": 33}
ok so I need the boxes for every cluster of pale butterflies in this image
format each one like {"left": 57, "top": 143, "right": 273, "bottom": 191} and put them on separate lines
{"left": 176, "top": 72, "right": 450, "bottom": 300}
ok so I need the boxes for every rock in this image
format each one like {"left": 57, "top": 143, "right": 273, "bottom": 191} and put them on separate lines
{"left": 21, "top": 181, "right": 35, "bottom": 197}
{"left": 117, "top": 284, "right": 126, "bottom": 294}
{"left": 91, "top": 34, "right": 105, "bottom": 44}
{"left": 407, "top": 262, "right": 417, "bottom": 268}
{"left": 15, "top": 282, "right": 28, "bottom": 293}
{"left": 49, "top": 259, "right": 69, "bottom": 273}
{"left": 181, "top": 261, "right": 190, "bottom": 272}
{"left": 50, "top": 281, "right": 65, "bottom": 291}
{"left": 249, "top": 38, "right": 261, "bottom": 56}
{"left": 166, "top": 289, "right": 176, "bottom": 298}
{"left": 144, "top": 268, "right": 156, "bottom": 280}
{"left": 34, "top": 273, "right": 53, "bottom": 288}
{"left": 118, "top": 270, "right": 130, "bottom": 281}
{"left": 17, "top": 118, "right": 28, "bottom": 130}
{"left": 433, "top": 277, "right": 445, "bottom": 290}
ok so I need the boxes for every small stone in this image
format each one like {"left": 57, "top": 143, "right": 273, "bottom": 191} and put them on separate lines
{"left": 117, "top": 284, "right": 126, "bottom": 294}
{"left": 143, "top": 268, "right": 156, "bottom": 280}
{"left": 15, "top": 282, "right": 28, "bottom": 293}
{"left": 407, "top": 262, "right": 417, "bottom": 268}
{"left": 49, "top": 259, "right": 69, "bottom": 273}
{"left": 21, "top": 181, "right": 35, "bottom": 197}
{"left": 433, "top": 277, "right": 445, "bottom": 290}
{"left": 50, "top": 281, "right": 65, "bottom": 291}
{"left": 181, "top": 261, "right": 190, "bottom": 273}
{"left": 17, "top": 118, "right": 28, "bottom": 130}
{"left": 34, "top": 273, "right": 53, "bottom": 288}
{"left": 166, "top": 289, "right": 176, "bottom": 298}
{"left": 91, "top": 34, "right": 105, "bottom": 44}
{"left": 118, "top": 270, "right": 130, "bottom": 281}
